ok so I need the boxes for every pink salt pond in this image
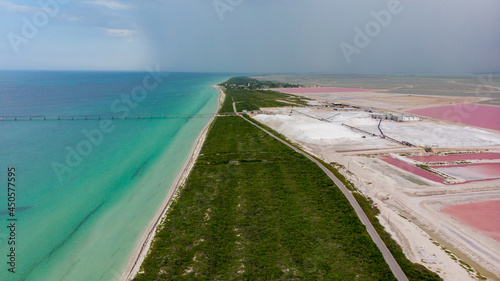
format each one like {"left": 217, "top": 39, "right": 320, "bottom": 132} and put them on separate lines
{"left": 442, "top": 200, "right": 500, "bottom": 242}
{"left": 431, "top": 163, "right": 500, "bottom": 181}
{"left": 408, "top": 153, "right": 500, "bottom": 162}
{"left": 408, "top": 104, "right": 500, "bottom": 131}
{"left": 276, "top": 87, "right": 376, "bottom": 94}
{"left": 380, "top": 156, "right": 445, "bottom": 184}
{"left": 336, "top": 148, "right": 389, "bottom": 153}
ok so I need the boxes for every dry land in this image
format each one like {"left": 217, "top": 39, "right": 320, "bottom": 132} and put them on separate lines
{"left": 133, "top": 116, "right": 401, "bottom": 280}
{"left": 132, "top": 75, "right": 500, "bottom": 281}
{"left": 132, "top": 80, "right": 443, "bottom": 280}
{"left": 250, "top": 75, "right": 500, "bottom": 280}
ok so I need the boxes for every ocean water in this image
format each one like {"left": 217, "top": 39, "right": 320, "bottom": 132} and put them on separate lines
{"left": 0, "top": 71, "right": 227, "bottom": 280}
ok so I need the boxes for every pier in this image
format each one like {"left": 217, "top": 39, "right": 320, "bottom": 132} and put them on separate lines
{"left": 0, "top": 114, "right": 214, "bottom": 121}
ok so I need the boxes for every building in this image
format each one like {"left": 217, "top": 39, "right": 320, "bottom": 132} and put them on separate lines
{"left": 371, "top": 113, "right": 421, "bottom": 122}
{"left": 370, "top": 113, "right": 387, "bottom": 120}
{"left": 401, "top": 115, "right": 421, "bottom": 121}
{"left": 392, "top": 114, "right": 422, "bottom": 122}
{"left": 391, "top": 114, "right": 404, "bottom": 122}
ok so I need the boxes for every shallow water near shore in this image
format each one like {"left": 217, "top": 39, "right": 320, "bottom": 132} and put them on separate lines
{"left": 0, "top": 71, "right": 227, "bottom": 280}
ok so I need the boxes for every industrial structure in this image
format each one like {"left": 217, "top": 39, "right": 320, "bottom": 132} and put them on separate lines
{"left": 370, "top": 112, "right": 421, "bottom": 122}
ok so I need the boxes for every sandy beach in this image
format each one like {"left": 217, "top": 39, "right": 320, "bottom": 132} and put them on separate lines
{"left": 120, "top": 85, "right": 225, "bottom": 281}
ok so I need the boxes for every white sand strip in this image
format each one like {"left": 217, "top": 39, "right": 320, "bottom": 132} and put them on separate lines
{"left": 120, "top": 85, "right": 225, "bottom": 281}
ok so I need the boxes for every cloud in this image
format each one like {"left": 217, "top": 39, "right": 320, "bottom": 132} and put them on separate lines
{"left": 85, "top": 0, "right": 133, "bottom": 10}
{"left": 0, "top": 0, "right": 39, "bottom": 14}
{"left": 2, "top": 0, "right": 498, "bottom": 73}
{"left": 104, "top": 28, "right": 135, "bottom": 37}
{"left": 45, "top": 1, "right": 139, "bottom": 31}
{"left": 60, "top": 15, "right": 82, "bottom": 23}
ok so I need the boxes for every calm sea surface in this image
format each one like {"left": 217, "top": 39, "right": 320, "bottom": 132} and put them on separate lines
{"left": 0, "top": 71, "right": 227, "bottom": 280}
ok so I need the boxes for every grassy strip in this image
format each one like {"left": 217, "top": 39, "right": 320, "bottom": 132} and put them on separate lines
{"left": 224, "top": 88, "right": 295, "bottom": 112}
{"left": 218, "top": 78, "right": 310, "bottom": 114}
{"left": 416, "top": 164, "right": 455, "bottom": 182}
{"left": 318, "top": 161, "right": 441, "bottom": 280}
{"left": 352, "top": 193, "right": 443, "bottom": 280}
{"left": 221, "top": 76, "right": 301, "bottom": 90}
{"left": 134, "top": 115, "right": 397, "bottom": 280}
{"left": 245, "top": 114, "right": 442, "bottom": 281}
{"left": 218, "top": 89, "right": 235, "bottom": 113}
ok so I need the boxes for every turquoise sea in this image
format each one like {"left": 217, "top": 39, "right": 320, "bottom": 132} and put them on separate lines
{"left": 0, "top": 71, "right": 228, "bottom": 280}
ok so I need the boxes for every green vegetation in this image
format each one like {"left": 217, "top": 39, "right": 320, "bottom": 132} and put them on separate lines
{"left": 224, "top": 88, "right": 296, "bottom": 112}
{"left": 429, "top": 239, "right": 487, "bottom": 280}
{"left": 354, "top": 194, "right": 442, "bottom": 281}
{"left": 218, "top": 90, "right": 237, "bottom": 113}
{"left": 322, "top": 161, "right": 440, "bottom": 280}
{"left": 416, "top": 164, "right": 432, "bottom": 172}
{"left": 134, "top": 79, "right": 442, "bottom": 280}
{"left": 246, "top": 112, "right": 442, "bottom": 281}
{"left": 401, "top": 175, "right": 430, "bottom": 186}
{"left": 323, "top": 162, "right": 440, "bottom": 280}
{"left": 135, "top": 116, "right": 396, "bottom": 280}
{"left": 220, "top": 88, "right": 310, "bottom": 113}
{"left": 218, "top": 77, "right": 310, "bottom": 113}
{"left": 439, "top": 150, "right": 482, "bottom": 156}
{"left": 221, "top": 76, "right": 301, "bottom": 90}
{"left": 416, "top": 164, "right": 452, "bottom": 181}
{"left": 329, "top": 162, "right": 356, "bottom": 191}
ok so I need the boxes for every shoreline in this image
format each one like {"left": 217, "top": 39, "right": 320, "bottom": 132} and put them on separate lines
{"left": 121, "top": 85, "right": 225, "bottom": 281}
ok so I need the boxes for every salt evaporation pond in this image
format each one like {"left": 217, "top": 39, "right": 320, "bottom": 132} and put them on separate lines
{"left": 431, "top": 163, "right": 500, "bottom": 181}
{"left": 408, "top": 153, "right": 500, "bottom": 162}
{"left": 442, "top": 200, "right": 500, "bottom": 242}
{"left": 380, "top": 156, "right": 446, "bottom": 184}
{"left": 408, "top": 104, "right": 500, "bottom": 131}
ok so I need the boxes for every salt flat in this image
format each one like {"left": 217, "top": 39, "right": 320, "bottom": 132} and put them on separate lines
{"left": 251, "top": 102, "right": 500, "bottom": 280}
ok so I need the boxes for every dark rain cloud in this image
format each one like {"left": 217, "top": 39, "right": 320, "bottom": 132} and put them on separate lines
{"left": 1, "top": 0, "right": 499, "bottom": 73}
{"left": 137, "top": 0, "right": 500, "bottom": 74}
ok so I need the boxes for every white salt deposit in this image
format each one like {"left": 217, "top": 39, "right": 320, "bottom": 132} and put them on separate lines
{"left": 254, "top": 114, "right": 363, "bottom": 145}
{"left": 257, "top": 108, "right": 500, "bottom": 148}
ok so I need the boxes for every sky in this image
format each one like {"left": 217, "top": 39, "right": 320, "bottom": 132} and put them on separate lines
{"left": 0, "top": 0, "right": 499, "bottom": 74}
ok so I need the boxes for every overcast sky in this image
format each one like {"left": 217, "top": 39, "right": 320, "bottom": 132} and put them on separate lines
{"left": 0, "top": 0, "right": 499, "bottom": 74}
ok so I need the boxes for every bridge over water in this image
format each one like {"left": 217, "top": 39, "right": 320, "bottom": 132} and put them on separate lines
{"left": 0, "top": 114, "right": 215, "bottom": 121}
